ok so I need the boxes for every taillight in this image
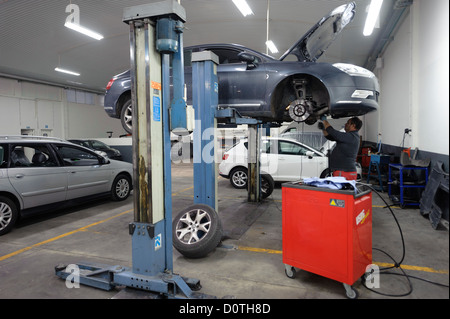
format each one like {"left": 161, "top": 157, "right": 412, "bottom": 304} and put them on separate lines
{"left": 106, "top": 79, "right": 115, "bottom": 90}
{"left": 222, "top": 154, "right": 229, "bottom": 161}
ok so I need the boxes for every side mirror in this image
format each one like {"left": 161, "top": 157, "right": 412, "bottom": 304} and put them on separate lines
{"left": 99, "top": 156, "right": 110, "bottom": 165}
{"left": 305, "top": 151, "right": 315, "bottom": 158}
{"left": 238, "top": 52, "right": 258, "bottom": 69}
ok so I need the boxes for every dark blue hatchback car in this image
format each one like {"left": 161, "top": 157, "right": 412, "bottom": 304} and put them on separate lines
{"left": 104, "top": 2, "right": 379, "bottom": 134}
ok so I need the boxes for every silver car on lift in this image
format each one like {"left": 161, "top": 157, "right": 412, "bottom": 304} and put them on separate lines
{"left": 0, "top": 136, "right": 133, "bottom": 235}
{"left": 104, "top": 2, "right": 379, "bottom": 134}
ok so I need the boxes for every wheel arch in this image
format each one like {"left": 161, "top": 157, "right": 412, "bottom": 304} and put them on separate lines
{"left": 230, "top": 165, "right": 248, "bottom": 174}
{"left": 0, "top": 191, "right": 22, "bottom": 218}
{"left": 116, "top": 171, "right": 133, "bottom": 189}
{"left": 269, "top": 73, "right": 330, "bottom": 120}
{"left": 116, "top": 90, "right": 131, "bottom": 118}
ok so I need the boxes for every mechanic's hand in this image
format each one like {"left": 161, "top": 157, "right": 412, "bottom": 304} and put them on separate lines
{"left": 318, "top": 122, "right": 325, "bottom": 130}
{"left": 320, "top": 115, "right": 327, "bottom": 121}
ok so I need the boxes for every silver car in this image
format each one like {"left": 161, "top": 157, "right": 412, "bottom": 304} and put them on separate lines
{"left": 0, "top": 136, "right": 133, "bottom": 235}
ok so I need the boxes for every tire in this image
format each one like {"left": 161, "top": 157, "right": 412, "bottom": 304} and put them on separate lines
{"left": 172, "top": 204, "right": 223, "bottom": 258}
{"left": 229, "top": 167, "right": 248, "bottom": 189}
{"left": 111, "top": 174, "right": 131, "bottom": 201}
{"left": 120, "top": 99, "right": 133, "bottom": 134}
{"left": 320, "top": 168, "right": 332, "bottom": 178}
{"left": 260, "top": 173, "right": 274, "bottom": 199}
{"left": 0, "top": 196, "right": 19, "bottom": 236}
{"left": 345, "top": 286, "right": 359, "bottom": 299}
{"left": 285, "top": 266, "right": 296, "bottom": 279}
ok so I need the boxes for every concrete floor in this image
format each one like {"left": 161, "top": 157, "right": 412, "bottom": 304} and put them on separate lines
{"left": 0, "top": 162, "right": 448, "bottom": 302}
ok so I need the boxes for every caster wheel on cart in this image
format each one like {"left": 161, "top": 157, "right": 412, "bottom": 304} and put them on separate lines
{"left": 284, "top": 265, "right": 296, "bottom": 279}
{"left": 343, "top": 284, "right": 359, "bottom": 299}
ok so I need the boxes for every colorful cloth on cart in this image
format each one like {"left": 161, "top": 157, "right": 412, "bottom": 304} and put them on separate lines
{"left": 303, "top": 176, "right": 356, "bottom": 191}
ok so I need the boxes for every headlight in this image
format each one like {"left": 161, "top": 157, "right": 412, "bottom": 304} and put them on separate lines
{"left": 333, "top": 63, "right": 375, "bottom": 78}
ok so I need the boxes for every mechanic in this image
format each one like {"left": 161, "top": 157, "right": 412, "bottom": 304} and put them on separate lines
{"left": 318, "top": 116, "right": 362, "bottom": 180}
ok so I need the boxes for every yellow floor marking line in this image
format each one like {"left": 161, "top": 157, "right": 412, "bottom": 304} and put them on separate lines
{"left": 238, "top": 245, "right": 282, "bottom": 255}
{"left": 0, "top": 209, "right": 132, "bottom": 262}
{"left": 237, "top": 246, "right": 449, "bottom": 275}
{"left": 2, "top": 207, "right": 446, "bottom": 276}
{"left": 172, "top": 186, "right": 193, "bottom": 196}
{"left": 373, "top": 262, "right": 449, "bottom": 274}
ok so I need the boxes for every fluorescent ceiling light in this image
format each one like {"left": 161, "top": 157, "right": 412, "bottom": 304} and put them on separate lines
{"left": 363, "top": 0, "right": 383, "bottom": 36}
{"left": 232, "top": 0, "right": 254, "bottom": 17}
{"left": 265, "top": 40, "right": 278, "bottom": 54}
{"left": 55, "top": 67, "right": 80, "bottom": 76}
{"left": 64, "top": 22, "right": 104, "bottom": 40}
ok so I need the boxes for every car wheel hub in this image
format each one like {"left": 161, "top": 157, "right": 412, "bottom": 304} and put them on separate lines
{"left": 232, "top": 171, "right": 247, "bottom": 187}
{"left": 116, "top": 179, "right": 130, "bottom": 198}
{"left": 0, "top": 203, "right": 12, "bottom": 230}
{"left": 175, "top": 208, "right": 211, "bottom": 245}
{"left": 289, "top": 99, "right": 311, "bottom": 122}
{"left": 124, "top": 105, "right": 132, "bottom": 131}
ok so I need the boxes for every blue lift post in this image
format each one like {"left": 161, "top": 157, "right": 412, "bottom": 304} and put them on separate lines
{"left": 192, "top": 54, "right": 262, "bottom": 204}
{"left": 192, "top": 51, "right": 219, "bottom": 210}
{"left": 55, "top": 0, "right": 214, "bottom": 299}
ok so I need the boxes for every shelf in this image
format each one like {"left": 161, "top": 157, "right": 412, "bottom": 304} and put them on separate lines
{"left": 388, "top": 164, "right": 429, "bottom": 207}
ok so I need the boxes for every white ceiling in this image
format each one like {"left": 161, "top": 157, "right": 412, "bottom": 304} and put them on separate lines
{"left": 0, "top": 0, "right": 403, "bottom": 94}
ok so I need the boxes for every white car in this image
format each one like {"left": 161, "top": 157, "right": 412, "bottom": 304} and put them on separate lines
{"left": 219, "top": 136, "right": 361, "bottom": 189}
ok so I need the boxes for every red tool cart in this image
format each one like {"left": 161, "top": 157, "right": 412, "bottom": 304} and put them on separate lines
{"left": 282, "top": 182, "right": 372, "bottom": 299}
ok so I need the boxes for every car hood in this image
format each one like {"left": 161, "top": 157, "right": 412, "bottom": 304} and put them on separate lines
{"left": 279, "top": 2, "right": 356, "bottom": 62}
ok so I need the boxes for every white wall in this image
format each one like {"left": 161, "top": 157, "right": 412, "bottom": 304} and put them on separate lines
{"left": 373, "top": 0, "right": 449, "bottom": 156}
{"left": 0, "top": 77, "right": 126, "bottom": 138}
{"left": 412, "top": 0, "right": 449, "bottom": 155}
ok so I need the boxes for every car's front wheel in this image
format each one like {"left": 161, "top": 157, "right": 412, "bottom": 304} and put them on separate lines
{"left": 0, "top": 196, "right": 18, "bottom": 236}
{"left": 320, "top": 168, "right": 332, "bottom": 178}
{"left": 111, "top": 174, "right": 131, "bottom": 201}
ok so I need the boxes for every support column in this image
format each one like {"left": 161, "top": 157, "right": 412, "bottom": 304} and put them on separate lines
{"left": 247, "top": 124, "right": 261, "bottom": 202}
{"left": 192, "top": 51, "right": 219, "bottom": 211}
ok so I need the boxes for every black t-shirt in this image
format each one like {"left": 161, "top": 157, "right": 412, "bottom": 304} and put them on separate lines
{"left": 325, "top": 126, "right": 359, "bottom": 172}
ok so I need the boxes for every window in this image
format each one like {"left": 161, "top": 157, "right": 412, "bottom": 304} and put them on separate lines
{"left": 278, "top": 141, "right": 309, "bottom": 156}
{"left": 208, "top": 49, "right": 261, "bottom": 65}
{"left": 55, "top": 145, "right": 100, "bottom": 166}
{"left": 9, "top": 144, "right": 57, "bottom": 168}
{"left": 66, "top": 89, "right": 96, "bottom": 105}
{"left": 261, "top": 140, "right": 271, "bottom": 153}
{"left": 0, "top": 145, "right": 6, "bottom": 168}
{"left": 90, "top": 140, "right": 109, "bottom": 150}
{"left": 262, "top": 140, "right": 312, "bottom": 156}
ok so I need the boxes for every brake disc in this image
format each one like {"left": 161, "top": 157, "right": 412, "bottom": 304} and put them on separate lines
{"left": 288, "top": 99, "right": 310, "bottom": 122}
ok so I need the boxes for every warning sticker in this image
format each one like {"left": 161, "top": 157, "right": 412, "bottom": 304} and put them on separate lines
{"left": 330, "top": 199, "right": 345, "bottom": 208}
{"left": 151, "top": 81, "right": 161, "bottom": 90}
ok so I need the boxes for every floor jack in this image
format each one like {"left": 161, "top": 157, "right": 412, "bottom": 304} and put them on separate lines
{"left": 55, "top": 0, "right": 215, "bottom": 299}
